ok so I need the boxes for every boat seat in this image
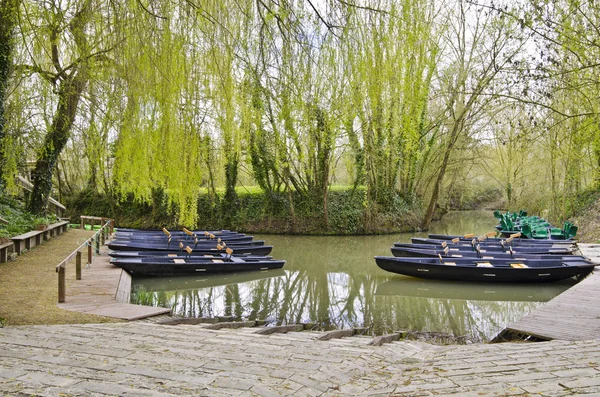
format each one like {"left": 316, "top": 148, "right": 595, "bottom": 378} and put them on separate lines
{"left": 510, "top": 263, "right": 528, "bottom": 268}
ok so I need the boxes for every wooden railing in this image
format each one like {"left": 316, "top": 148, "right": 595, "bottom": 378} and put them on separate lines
{"left": 80, "top": 216, "right": 114, "bottom": 234}
{"left": 55, "top": 218, "right": 114, "bottom": 303}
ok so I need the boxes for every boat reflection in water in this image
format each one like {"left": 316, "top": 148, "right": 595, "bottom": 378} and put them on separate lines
{"left": 130, "top": 210, "right": 580, "bottom": 342}
{"left": 375, "top": 277, "right": 576, "bottom": 302}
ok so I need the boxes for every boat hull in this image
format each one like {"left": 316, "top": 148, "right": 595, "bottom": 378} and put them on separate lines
{"left": 395, "top": 242, "right": 573, "bottom": 255}
{"left": 107, "top": 240, "right": 265, "bottom": 251}
{"left": 391, "top": 246, "right": 585, "bottom": 260}
{"left": 374, "top": 256, "right": 597, "bottom": 283}
{"left": 110, "top": 257, "right": 286, "bottom": 276}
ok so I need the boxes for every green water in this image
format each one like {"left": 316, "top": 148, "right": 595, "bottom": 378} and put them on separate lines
{"left": 130, "top": 210, "right": 575, "bottom": 342}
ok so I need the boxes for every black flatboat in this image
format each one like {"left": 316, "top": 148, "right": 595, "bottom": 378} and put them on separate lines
{"left": 394, "top": 242, "right": 574, "bottom": 255}
{"left": 109, "top": 250, "right": 272, "bottom": 260}
{"left": 108, "top": 244, "right": 272, "bottom": 256}
{"left": 426, "top": 233, "right": 574, "bottom": 244}
{"left": 411, "top": 237, "right": 574, "bottom": 247}
{"left": 107, "top": 239, "right": 266, "bottom": 251}
{"left": 112, "top": 234, "right": 255, "bottom": 243}
{"left": 391, "top": 246, "right": 586, "bottom": 260}
{"left": 111, "top": 256, "right": 286, "bottom": 276}
{"left": 374, "top": 256, "right": 598, "bottom": 283}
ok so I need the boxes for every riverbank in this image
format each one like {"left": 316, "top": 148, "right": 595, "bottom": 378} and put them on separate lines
{"left": 573, "top": 195, "right": 600, "bottom": 243}
{"left": 0, "top": 228, "right": 121, "bottom": 326}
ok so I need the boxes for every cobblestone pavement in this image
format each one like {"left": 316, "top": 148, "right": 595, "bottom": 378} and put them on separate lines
{"left": 1, "top": 322, "right": 599, "bottom": 396}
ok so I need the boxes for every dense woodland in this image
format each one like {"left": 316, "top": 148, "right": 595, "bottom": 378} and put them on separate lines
{"left": 0, "top": 0, "right": 599, "bottom": 232}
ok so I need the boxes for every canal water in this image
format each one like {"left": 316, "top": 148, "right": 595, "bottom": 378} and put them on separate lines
{"left": 130, "top": 210, "right": 575, "bottom": 342}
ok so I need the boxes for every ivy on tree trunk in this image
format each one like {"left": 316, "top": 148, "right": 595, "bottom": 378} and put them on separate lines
{"left": 29, "top": 70, "right": 87, "bottom": 214}
{"left": 0, "top": 0, "right": 18, "bottom": 192}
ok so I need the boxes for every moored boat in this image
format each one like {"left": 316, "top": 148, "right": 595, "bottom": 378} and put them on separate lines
{"left": 395, "top": 242, "right": 574, "bottom": 255}
{"left": 110, "top": 256, "right": 286, "bottom": 276}
{"left": 108, "top": 250, "right": 273, "bottom": 260}
{"left": 391, "top": 246, "right": 586, "bottom": 260}
{"left": 107, "top": 239, "right": 266, "bottom": 251}
{"left": 112, "top": 234, "right": 255, "bottom": 243}
{"left": 108, "top": 244, "right": 273, "bottom": 256}
{"left": 426, "top": 233, "right": 575, "bottom": 245}
{"left": 411, "top": 237, "right": 574, "bottom": 247}
{"left": 374, "top": 256, "right": 598, "bottom": 283}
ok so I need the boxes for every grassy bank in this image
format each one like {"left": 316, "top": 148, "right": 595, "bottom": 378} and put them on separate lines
{"left": 0, "top": 228, "right": 121, "bottom": 326}
{"left": 66, "top": 186, "right": 424, "bottom": 234}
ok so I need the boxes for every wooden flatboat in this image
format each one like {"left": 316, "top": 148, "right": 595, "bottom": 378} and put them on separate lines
{"left": 110, "top": 256, "right": 286, "bottom": 276}
{"left": 108, "top": 250, "right": 272, "bottom": 260}
{"left": 112, "top": 234, "right": 254, "bottom": 243}
{"left": 391, "top": 246, "right": 586, "bottom": 260}
{"left": 108, "top": 244, "right": 272, "bottom": 256}
{"left": 395, "top": 242, "right": 574, "bottom": 255}
{"left": 374, "top": 256, "right": 598, "bottom": 283}
{"left": 411, "top": 237, "right": 574, "bottom": 247}
{"left": 426, "top": 233, "right": 574, "bottom": 245}
{"left": 107, "top": 239, "right": 266, "bottom": 251}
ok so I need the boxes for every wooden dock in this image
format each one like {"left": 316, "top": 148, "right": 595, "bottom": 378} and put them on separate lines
{"left": 500, "top": 243, "right": 600, "bottom": 341}
{"left": 58, "top": 245, "right": 171, "bottom": 320}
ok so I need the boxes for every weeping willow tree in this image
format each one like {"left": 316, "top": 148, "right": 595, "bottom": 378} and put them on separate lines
{"left": 341, "top": 0, "right": 440, "bottom": 213}
{"left": 234, "top": 0, "right": 346, "bottom": 229}
{"left": 200, "top": 0, "right": 248, "bottom": 223}
{"left": 7, "top": 0, "right": 121, "bottom": 214}
{"left": 113, "top": 0, "right": 205, "bottom": 226}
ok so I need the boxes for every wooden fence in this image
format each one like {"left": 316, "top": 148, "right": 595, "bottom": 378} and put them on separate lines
{"left": 55, "top": 218, "right": 114, "bottom": 303}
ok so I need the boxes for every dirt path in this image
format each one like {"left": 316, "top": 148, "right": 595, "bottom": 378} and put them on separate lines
{"left": 0, "top": 228, "right": 122, "bottom": 326}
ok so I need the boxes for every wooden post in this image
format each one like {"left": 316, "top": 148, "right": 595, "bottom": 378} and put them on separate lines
{"left": 88, "top": 239, "right": 93, "bottom": 265}
{"left": 80, "top": 217, "right": 84, "bottom": 229}
{"left": 95, "top": 235, "right": 100, "bottom": 254}
{"left": 57, "top": 265, "right": 65, "bottom": 303}
{"left": 76, "top": 251, "right": 82, "bottom": 280}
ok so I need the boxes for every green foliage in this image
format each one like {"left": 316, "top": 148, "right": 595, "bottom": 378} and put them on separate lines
{"left": 6, "top": 0, "right": 600, "bottom": 228}
{"left": 565, "top": 187, "right": 600, "bottom": 219}
{"left": 0, "top": 195, "right": 57, "bottom": 237}
{"left": 64, "top": 186, "right": 420, "bottom": 234}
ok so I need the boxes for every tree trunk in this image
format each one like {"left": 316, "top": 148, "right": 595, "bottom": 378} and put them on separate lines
{"left": 421, "top": 123, "right": 462, "bottom": 230}
{"left": 421, "top": 160, "right": 448, "bottom": 230}
{"left": 28, "top": 69, "right": 87, "bottom": 214}
{"left": 0, "top": 0, "right": 18, "bottom": 190}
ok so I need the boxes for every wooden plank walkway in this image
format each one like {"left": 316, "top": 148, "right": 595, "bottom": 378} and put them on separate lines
{"left": 502, "top": 243, "right": 600, "bottom": 341}
{"left": 58, "top": 245, "right": 171, "bottom": 320}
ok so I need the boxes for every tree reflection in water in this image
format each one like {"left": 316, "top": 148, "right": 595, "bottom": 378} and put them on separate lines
{"left": 131, "top": 211, "right": 575, "bottom": 342}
